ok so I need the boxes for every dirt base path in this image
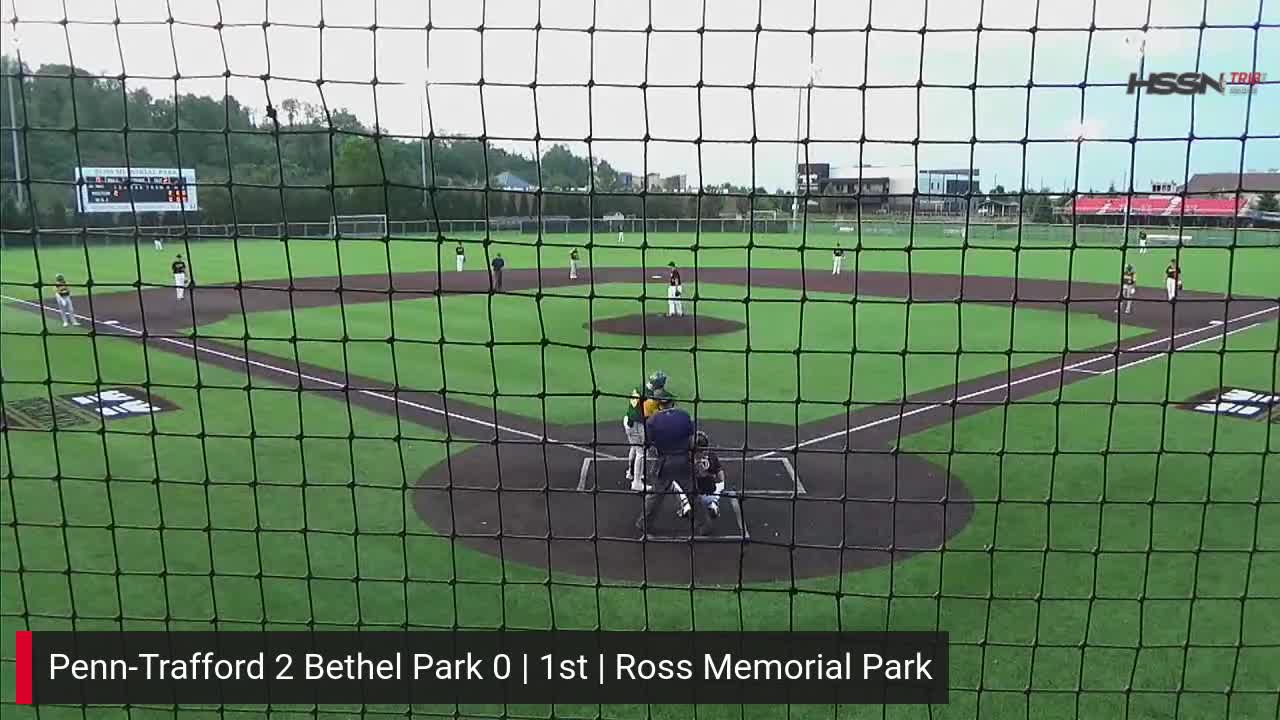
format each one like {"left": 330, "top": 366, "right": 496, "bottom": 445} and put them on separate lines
{"left": 8, "top": 266, "right": 1274, "bottom": 585}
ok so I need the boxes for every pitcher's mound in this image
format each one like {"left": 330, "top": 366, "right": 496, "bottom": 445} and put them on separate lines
{"left": 589, "top": 314, "right": 746, "bottom": 337}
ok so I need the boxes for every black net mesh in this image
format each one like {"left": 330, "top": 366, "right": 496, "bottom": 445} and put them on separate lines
{"left": 2, "top": 0, "right": 1279, "bottom": 718}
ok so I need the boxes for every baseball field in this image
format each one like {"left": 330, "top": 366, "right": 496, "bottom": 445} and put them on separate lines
{"left": 2, "top": 223, "right": 1278, "bottom": 719}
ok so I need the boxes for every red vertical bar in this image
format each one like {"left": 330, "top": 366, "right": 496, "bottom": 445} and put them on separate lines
{"left": 15, "top": 630, "right": 33, "bottom": 704}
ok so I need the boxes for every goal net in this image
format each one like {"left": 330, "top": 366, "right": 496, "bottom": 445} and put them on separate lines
{"left": 2, "top": 0, "right": 1276, "bottom": 715}
{"left": 329, "top": 214, "right": 388, "bottom": 238}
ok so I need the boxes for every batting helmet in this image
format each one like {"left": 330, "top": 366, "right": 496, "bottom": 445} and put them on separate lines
{"left": 694, "top": 430, "right": 710, "bottom": 448}
{"left": 647, "top": 371, "right": 668, "bottom": 390}
{"left": 1125, "top": 264, "right": 1134, "bottom": 272}
{"left": 651, "top": 388, "right": 674, "bottom": 408}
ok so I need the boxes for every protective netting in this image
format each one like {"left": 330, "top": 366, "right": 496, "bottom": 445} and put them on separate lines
{"left": 2, "top": 0, "right": 1279, "bottom": 718}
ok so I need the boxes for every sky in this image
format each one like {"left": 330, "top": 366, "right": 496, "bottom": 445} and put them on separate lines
{"left": 3, "top": 0, "right": 1278, "bottom": 194}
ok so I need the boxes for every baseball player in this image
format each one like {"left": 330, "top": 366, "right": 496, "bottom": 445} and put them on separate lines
{"left": 569, "top": 248, "right": 580, "bottom": 279}
{"left": 1165, "top": 258, "right": 1182, "bottom": 301}
{"left": 832, "top": 244, "right": 845, "bottom": 275}
{"left": 676, "top": 431, "right": 724, "bottom": 526}
{"left": 53, "top": 274, "right": 81, "bottom": 327}
{"left": 624, "top": 371, "right": 667, "bottom": 491}
{"left": 455, "top": 242, "right": 465, "bottom": 272}
{"left": 172, "top": 254, "right": 189, "bottom": 301}
{"left": 635, "top": 393, "right": 710, "bottom": 536}
{"left": 665, "top": 262, "right": 684, "bottom": 317}
{"left": 154, "top": 236, "right": 164, "bottom": 252}
{"left": 1120, "top": 264, "right": 1137, "bottom": 314}
{"left": 1138, "top": 230, "right": 1148, "bottom": 254}
{"left": 491, "top": 253, "right": 506, "bottom": 291}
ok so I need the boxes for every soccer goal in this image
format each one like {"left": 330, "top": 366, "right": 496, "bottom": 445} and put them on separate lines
{"left": 329, "top": 214, "right": 388, "bottom": 238}
{"left": 751, "top": 209, "right": 781, "bottom": 232}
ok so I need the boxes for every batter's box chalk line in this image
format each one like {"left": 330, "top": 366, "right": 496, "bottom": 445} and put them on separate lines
{"left": 576, "top": 456, "right": 801, "bottom": 542}
{"left": 577, "top": 456, "right": 805, "bottom": 497}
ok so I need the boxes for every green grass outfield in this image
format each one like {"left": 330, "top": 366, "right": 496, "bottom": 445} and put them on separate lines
{"left": 2, "top": 230, "right": 1278, "bottom": 720}
{"left": 1, "top": 225, "right": 1277, "bottom": 297}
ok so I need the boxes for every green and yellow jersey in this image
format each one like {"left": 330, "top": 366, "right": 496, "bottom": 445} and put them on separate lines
{"left": 625, "top": 386, "right": 647, "bottom": 426}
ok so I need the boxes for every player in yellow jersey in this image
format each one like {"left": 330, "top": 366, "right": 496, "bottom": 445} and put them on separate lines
{"left": 623, "top": 371, "right": 667, "bottom": 491}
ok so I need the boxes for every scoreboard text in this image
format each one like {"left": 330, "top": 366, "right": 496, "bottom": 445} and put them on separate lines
{"left": 75, "top": 167, "right": 199, "bottom": 214}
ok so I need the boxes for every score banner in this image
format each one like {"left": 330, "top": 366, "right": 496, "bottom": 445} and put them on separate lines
{"left": 75, "top": 167, "right": 198, "bottom": 213}
{"left": 15, "top": 631, "right": 948, "bottom": 705}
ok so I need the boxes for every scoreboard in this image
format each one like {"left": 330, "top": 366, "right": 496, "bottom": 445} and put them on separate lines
{"left": 75, "top": 167, "right": 199, "bottom": 213}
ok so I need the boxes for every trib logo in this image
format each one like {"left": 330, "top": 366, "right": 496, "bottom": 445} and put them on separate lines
{"left": 1126, "top": 72, "right": 1225, "bottom": 95}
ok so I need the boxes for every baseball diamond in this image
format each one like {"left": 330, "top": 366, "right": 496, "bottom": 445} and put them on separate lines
{"left": 8, "top": 265, "right": 1272, "bottom": 585}
{"left": 5, "top": 5, "right": 1280, "bottom": 715}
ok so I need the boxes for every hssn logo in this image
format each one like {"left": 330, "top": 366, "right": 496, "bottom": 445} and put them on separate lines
{"left": 1126, "top": 72, "right": 1225, "bottom": 95}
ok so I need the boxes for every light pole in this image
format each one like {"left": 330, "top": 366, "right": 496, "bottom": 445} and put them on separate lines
{"left": 6, "top": 20, "right": 24, "bottom": 209}
{"left": 420, "top": 84, "right": 428, "bottom": 207}
{"left": 418, "top": 65, "right": 433, "bottom": 211}
{"left": 1122, "top": 32, "right": 1148, "bottom": 239}
{"left": 792, "top": 63, "right": 820, "bottom": 229}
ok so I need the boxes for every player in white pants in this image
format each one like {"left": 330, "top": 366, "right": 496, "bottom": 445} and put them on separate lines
{"left": 665, "top": 262, "right": 683, "bottom": 317}
{"left": 455, "top": 242, "right": 465, "bottom": 272}
{"left": 832, "top": 245, "right": 845, "bottom": 275}
{"left": 154, "top": 237, "right": 164, "bottom": 251}
{"left": 172, "top": 254, "right": 189, "bottom": 300}
{"left": 1138, "top": 231, "right": 1148, "bottom": 254}
{"left": 53, "top": 274, "right": 80, "bottom": 327}
{"left": 1120, "top": 264, "right": 1137, "bottom": 314}
{"left": 1165, "top": 259, "right": 1181, "bottom": 301}
{"left": 569, "top": 248, "right": 580, "bottom": 279}
{"left": 624, "top": 372, "right": 668, "bottom": 491}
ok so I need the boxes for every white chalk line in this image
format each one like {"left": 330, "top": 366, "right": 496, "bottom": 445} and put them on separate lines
{"left": 753, "top": 306, "right": 1278, "bottom": 459}
{"left": 2, "top": 294, "right": 619, "bottom": 459}
{"left": 8, "top": 292, "right": 1273, "bottom": 464}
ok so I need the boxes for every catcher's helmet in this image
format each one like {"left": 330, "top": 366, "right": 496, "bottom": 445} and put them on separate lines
{"left": 694, "top": 430, "right": 710, "bottom": 448}
{"left": 647, "top": 370, "right": 668, "bottom": 390}
{"left": 651, "top": 388, "right": 674, "bottom": 407}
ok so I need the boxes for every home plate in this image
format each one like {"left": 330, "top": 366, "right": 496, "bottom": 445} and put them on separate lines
{"left": 103, "top": 320, "right": 121, "bottom": 325}
{"left": 1209, "top": 320, "right": 1224, "bottom": 325}
{"left": 651, "top": 275, "right": 662, "bottom": 279}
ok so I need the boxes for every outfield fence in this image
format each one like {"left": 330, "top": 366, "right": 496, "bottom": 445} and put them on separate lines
{"left": 3, "top": 218, "right": 1278, "bottom": 249}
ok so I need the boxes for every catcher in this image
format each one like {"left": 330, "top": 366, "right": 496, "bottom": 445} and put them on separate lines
{"left": 676, "top": 431, "right": 724, "bottom": 525}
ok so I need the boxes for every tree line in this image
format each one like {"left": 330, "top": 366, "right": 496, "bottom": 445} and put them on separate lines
{"left": 0, "top": 57, "right": 789, "bottom": 229}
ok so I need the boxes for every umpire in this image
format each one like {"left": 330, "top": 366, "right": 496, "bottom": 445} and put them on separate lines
{"left": 636, "top": 394, "right": 712, "bottom": 536}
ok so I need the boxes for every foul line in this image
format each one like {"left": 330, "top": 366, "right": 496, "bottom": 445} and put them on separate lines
{"left": 2, "top": 294, "right": 618, "bottom": 459}
{"left": 754, "top": 306, "right": 1277, "bottom": 459}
